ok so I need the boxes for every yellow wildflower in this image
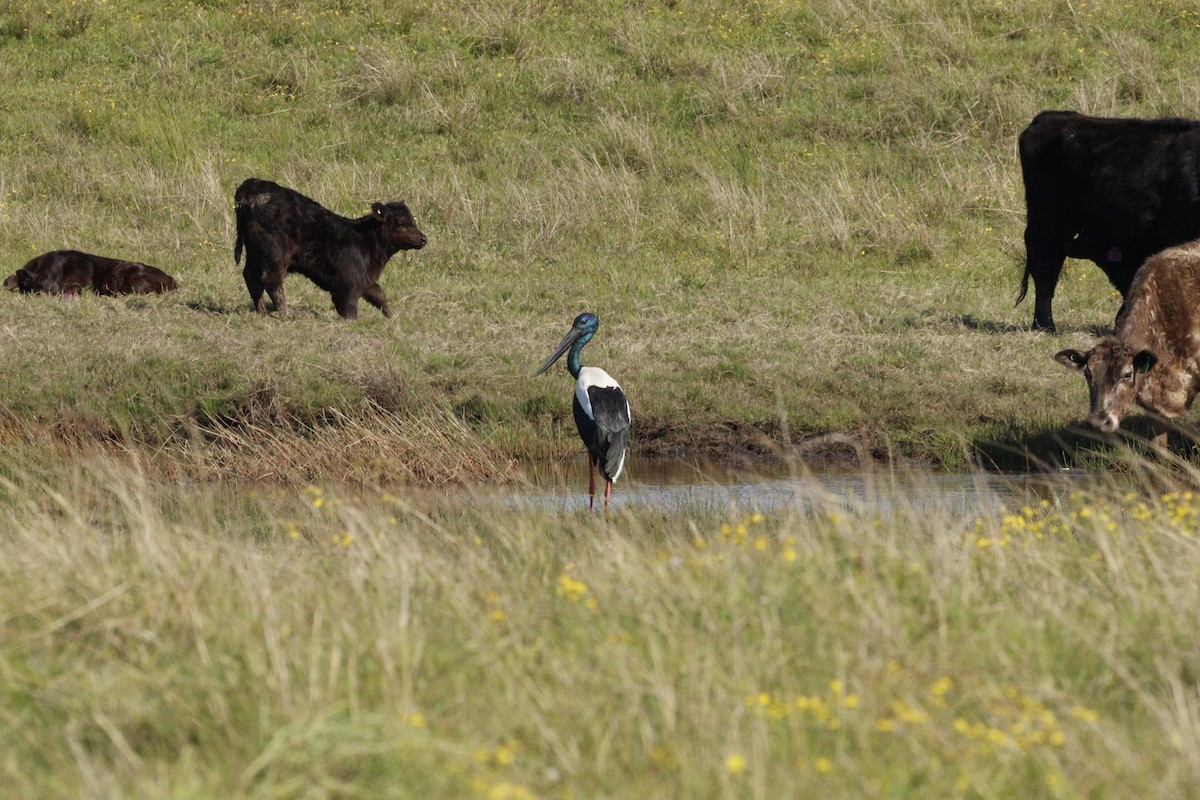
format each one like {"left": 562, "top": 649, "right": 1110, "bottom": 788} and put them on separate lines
{"left": 986, "top": 728, "right": 1011, "bottom": 747}
{"left": 1070, "top": 705, "right": 1100, "bottom": 722}
{"left": 891, "top": 699, "right": 927, "bottom": 724}
{"left": 486, "top": 782, "right": 535, "bottom": 800}
{"left": 556, "top": 573, "right": 589, "bottom": 602}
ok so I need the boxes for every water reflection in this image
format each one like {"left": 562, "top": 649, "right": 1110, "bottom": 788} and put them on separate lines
{"left": 496, "top": 457, "right": 1077, "bottom": 515}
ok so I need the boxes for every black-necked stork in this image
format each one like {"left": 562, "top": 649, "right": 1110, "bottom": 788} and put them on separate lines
{"left": 536, "top": 312, "right": 632, "bottom": 512}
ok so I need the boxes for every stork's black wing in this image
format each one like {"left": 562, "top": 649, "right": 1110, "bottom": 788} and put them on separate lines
{"left": 573, "top": 386, "right": 631, "bottom": 483}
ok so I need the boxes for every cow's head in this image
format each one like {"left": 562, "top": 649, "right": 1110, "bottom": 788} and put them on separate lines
{"left": 6, "top": 268, "right": 46, "bottom": 294}
{"left": 372, "top": 201, "right": 427, "bottom": 251}
{"left": 1055, "top": 340, "right": 1159, "bottom": 433}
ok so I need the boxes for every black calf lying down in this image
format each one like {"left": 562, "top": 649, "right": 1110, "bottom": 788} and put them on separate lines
{"left": 4, "top": 250, "right": 178, "bottom": 296}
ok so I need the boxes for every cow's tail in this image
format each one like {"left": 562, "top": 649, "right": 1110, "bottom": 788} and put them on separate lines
{"left": 233, "top": 197, "right": 248, "bottom": 265}
{"left": 232, "top": 183, "right": 271, "bottom": 264}
{"left": 1015, "top": 265, "right": 1031, "bottom": 307}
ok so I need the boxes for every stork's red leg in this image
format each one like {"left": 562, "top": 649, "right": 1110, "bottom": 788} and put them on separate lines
{"left": 604, "top": 480, "right": 612, "bottom": 512}
{"left": 588, "top": 453, "right": 596, "bottom": 512}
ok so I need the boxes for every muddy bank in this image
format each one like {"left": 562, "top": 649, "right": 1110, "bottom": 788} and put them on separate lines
{"left": 632, "top": 418, "right": 888, "bottom": 469}
{"left": 0, "top": 405, "right": 1139, "bottom": 487}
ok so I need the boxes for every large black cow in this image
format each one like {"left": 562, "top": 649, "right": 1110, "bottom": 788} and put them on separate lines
{"left": 233, "top": 178, "right": 427, "bottom": 319}
{"left": 1018, "top": 110, "right": 1200, "bottom": 333}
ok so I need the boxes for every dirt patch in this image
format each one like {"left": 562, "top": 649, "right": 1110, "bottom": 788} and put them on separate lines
{"left": 631, "top": 417, "right": 876, "bottom": 469}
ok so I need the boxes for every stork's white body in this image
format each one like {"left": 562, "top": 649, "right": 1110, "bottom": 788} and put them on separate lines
{"left": 575, "top": 367, "right": 631, "bottom": 484}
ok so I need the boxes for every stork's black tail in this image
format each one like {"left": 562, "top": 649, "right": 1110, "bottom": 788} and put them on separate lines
{"left": 584, "top": 386, "right": 632, "bottom": 484}
{"left": 594, "top": 422, "right": 630, "bottom": 484}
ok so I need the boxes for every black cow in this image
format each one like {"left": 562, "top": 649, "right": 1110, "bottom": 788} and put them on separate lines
{"left": 3, "top": 250, "right": 177, "bottom": 296}
{"left": 1018, "top": 110, "right": 1200, "bottom": 333}
{"left": 233, "top": 178, "right": 427, "bottom": 319}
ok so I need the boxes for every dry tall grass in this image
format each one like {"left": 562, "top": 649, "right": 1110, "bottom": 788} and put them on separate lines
{"left": 0, "top": 400, "right": 516, "bottom": 487}
{"left": 5, "top": 459, "right": 1200, "bottom": 797}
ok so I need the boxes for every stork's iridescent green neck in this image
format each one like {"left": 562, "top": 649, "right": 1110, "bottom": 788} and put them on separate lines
{"left": 566, "top": 329, "right": 594, "bottom": 379}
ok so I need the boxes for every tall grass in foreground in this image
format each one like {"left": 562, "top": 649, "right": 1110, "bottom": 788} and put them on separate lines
{"left": 4, "top": 459, "right": 1200, "bottom": 798}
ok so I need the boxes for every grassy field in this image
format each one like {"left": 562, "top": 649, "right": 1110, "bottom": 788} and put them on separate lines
{"left": 6, "top": 457, "right": 1200, "bottom": 798}
{"left": 9, "top": 2, "right": 1200, "bottom": 797}
{"left": 2, "top": 0, "right": 1199, "bottom": 473}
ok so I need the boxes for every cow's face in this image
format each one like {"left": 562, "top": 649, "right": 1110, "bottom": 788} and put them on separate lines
{"left": 8, "top": 268, "right": 44, "bottom": 294}
{"left": 373, "top": 202, "right": 427, "bottom": 250}
{"left": 1055, "top": 340, "right": 1159, "bottom": 433}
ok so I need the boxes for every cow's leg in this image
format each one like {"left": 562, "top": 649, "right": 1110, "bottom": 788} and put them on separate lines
{"left": 1023, "top": 225, "right": 1066, "bottom": 333}
{"left": 1031, "top": 269, "right": 1062, "bottom": 334}
{"left": 265, "top": 281, "right": 287, "bottom": 315}
{"left": 332, "top": 291, "right": 359, "bottom": 320}
{"left": 243, "top": 259, "right": 267, "bottom": 313}
{"left": 362, "top": 283, "right": 391, "bottom": 317}
{"left": 1148, "top": 417, "right": 1171, "bottom": 450}
{"left": 257, "top": 251, "right": 290, "bottom": 313}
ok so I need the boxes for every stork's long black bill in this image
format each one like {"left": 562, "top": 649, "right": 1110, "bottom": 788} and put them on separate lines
{"left": 536, "top": 327, "right": 584, "bottom": 375}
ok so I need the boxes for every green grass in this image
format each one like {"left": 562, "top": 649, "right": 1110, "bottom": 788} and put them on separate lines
{"left": 3, "top": 0, "right": 1199, "bottom": 472}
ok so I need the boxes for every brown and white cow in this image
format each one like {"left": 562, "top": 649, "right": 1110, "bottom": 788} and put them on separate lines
{"left": 1055, "top": 240, "right": 1200, "bottom": 446}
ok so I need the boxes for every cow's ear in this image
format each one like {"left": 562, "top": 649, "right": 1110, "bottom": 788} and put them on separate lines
{"left": 1133, "top": 350, "right": 1159, "bottom": 374}
{"left": 1054, "top": 349, "right": 1088, "bottom": 370}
